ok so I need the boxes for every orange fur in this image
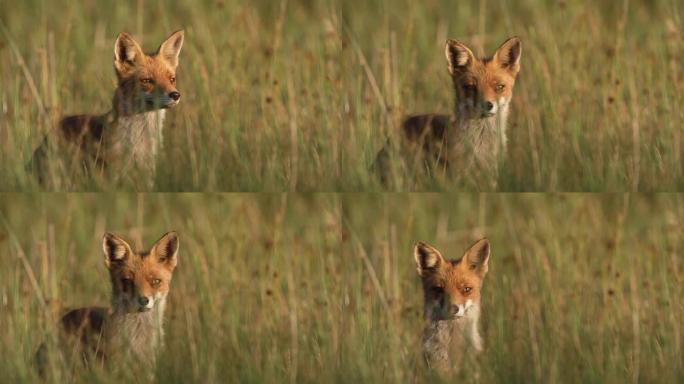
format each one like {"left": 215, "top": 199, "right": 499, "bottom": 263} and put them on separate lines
{"left": 414, "top": 239, "right": 490, "bottom": 372}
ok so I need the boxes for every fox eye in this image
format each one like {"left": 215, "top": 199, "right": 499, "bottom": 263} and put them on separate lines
{"left": 141, "top": 78, "right": 154, "bottom": 85}
{"left": 495, "top": 84, "right": 505, "bottom": 93}
{"left": 151, "top": 278, "right": 161, "bottom": 287}
{"left": 463, "top": 83, "right": 476, "bottom": 91}
{"left": 169, "top": 77, "right": 176, "bottom": 84}
{"left": 462, "top": 287, "right": 472, "bottom": 294}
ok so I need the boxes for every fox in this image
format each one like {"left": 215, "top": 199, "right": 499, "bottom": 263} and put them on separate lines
{"left": 414, "top": 239, "right": 490, "bottom": 372}
{"left": 35, "top": 232, "right": 179, "bottom": 377}
{"left": 29, "top": 30, "right": 185, "bottom": 188}
{"left": 375, "top": 37, "right": 522, "bottom": 184}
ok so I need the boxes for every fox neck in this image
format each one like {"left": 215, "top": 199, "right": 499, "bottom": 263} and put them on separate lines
{"left": 453, "top": 104, "right": 509, "bottom": 163}
{"left": 105, "top": 109, "right": 165, "bottom": 175}
{"left": 422, "top": 300, "right": 482, "bottom": 369}
{"left": 107, "top": 297, "right": 167, "bottom": 366}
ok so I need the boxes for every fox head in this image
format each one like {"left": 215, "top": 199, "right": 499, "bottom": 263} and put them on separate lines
{"left": 113, "top": 30, "right": 184, "bottom": 115}
{"left": 414, "top": 239, "right": 489, "bottom": 321}
{"left": 445, "top": 37, "right": 521, "bottom": 119}
{"left": 103, "top": 232, "right": 179, "bottom": 313}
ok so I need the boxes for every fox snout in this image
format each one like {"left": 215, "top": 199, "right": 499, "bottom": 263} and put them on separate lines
{"left": 461, "top": 94, "right": 506, "bottom": 119}
{"left": 481, "top": 98, "right": 506, "bottom": 118}
{"left": 483, "top": 100, "right": 496, "bottom": 117}
{"left": 112, "top": 290, "right": 159, "bottom": 313}
{"left": 161, "top": 89, "right": 181, "bottom": 107}
{"left": 444, "top": 298, "right": 474, "bottom": 318}
{"left": 145, "top": 88, "right": 181, "bottom": 109}
{"left": 436, "top": 294, "right": 473, "bottom": 319}
{"left": 137, "top": 295, "right": 154, "bottom": 311}
{"left": 165, "top": 90, "right": 181, "bottom": 107}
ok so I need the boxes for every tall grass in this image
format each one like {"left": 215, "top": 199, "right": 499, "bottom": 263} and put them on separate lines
{"left": 341, "top": 0, "right": 684, "bottom": 191}
{"left": 0, "top": 0, "right": 682, "bottom": 191}
{"left": 0, "top": 193, "right": 682, "bottom": 382}
{"left": 1, "top": 0, "right": 344, "bottom": 191}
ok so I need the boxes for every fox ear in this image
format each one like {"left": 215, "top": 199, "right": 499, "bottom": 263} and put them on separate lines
{"left": 445, "top": 39, "right": 476, "bottom": 75}
{"left": 103, "top": 233, "right": 133, "bottom": 268}
{"left": 157, "top": 30, "right": 184, "bottom": 69}
{"left": 414, "top": 241, "right": 445, "bottom": 276}
{"left": 114, "top": 32, "right": 144, "bottom": 75}
{"left": 493, "top": 37, "right": 521, "bottom": 75}
{"left": 151, "top": 232, "right": 179, "bottom": 270}
{"left": 463, "top": 238, "right": 490, "bottom": 274}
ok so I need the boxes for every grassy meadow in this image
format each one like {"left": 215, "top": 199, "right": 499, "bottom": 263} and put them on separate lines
{"left": 0, "top": 193, "right": 683, "bottom": 382}
{"left": 0, "top": 0, "right": 683, "bottom": 191}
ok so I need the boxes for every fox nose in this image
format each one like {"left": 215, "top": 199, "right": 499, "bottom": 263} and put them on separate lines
{"left": 169, "top": 91, "right": 181, "bottom": 101}
{"left": 452, "top": 305, "right": 460, "bottom": 314}
{"left": 484, "top": 101, "right": 494, "bottom": 111}
{"left": 138, "top": 296, "right": 150, "bottom": 307}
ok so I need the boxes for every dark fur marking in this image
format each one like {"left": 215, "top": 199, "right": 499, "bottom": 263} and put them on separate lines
{"left": 59, "top": 307, "right": 108, "bottom": 360}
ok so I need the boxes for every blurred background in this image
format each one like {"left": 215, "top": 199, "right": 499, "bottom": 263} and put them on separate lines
{"left": 0, "top": 0, "right": 682, "bottom": 190}
{"left": 0, "top": 193, "right": 682, "bottom": 382}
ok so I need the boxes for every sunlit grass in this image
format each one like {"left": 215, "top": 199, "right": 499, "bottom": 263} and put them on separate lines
{"left": 340, "top": 0, "right": 684, "bottom": 191}
{"left": 0, "top": 0, "right": 682, "bottom": 191}
{"left": 1, "top": 194, "right": 682, "bottom": 382}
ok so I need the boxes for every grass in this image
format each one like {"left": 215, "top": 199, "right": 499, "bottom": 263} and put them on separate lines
{"left": 0, "top": 193, "right": 683, "bottom": 382}
{"left": 0, "top": 0, "right": 682, "bottom": 191}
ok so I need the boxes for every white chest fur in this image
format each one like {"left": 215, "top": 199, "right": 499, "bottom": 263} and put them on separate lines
{"left": 109, "top": 110, "right": 166, "bottom": 176}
